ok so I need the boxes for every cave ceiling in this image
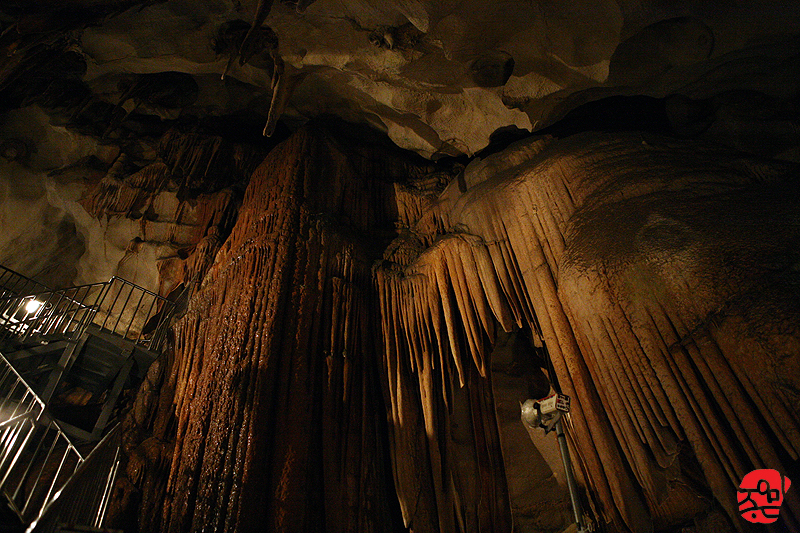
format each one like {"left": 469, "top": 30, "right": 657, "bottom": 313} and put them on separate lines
{"left": 4, "top": 0, "right": 800, "bottom": 155}
{"left": 0, "top": 0, "right": 799, "bottom": 289}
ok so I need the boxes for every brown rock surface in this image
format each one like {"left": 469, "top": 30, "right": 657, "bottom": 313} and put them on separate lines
{"left": 378, "top": 131, "right": 800, "bottom": 532}
{"left": 159, "top": 121, "right": 429, "bottom": 532}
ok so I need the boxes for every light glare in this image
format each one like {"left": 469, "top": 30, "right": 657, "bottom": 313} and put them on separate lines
{"left": 25, "top": 299, "right": 43, "bottom": 314}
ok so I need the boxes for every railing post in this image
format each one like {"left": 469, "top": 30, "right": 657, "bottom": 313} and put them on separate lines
{"left": 20, "top": 429, "right": 59, "bottom": 516}
{"left": 0, "top": 267, "right": 181, "bottom": 529}
{"left": 100, "top": 279, "right": 122, "bottom": 331}
{"left": 93, "top": 443, "right": 121, "bottom": 528}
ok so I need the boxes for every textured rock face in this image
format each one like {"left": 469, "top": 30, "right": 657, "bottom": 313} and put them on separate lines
{"left": 153, "top": 122, "right": 430, "bottom": 533}
{"left": 554, "top": 136, "right": 800, "bottom": 531}
{"left": 0, "top": 106, "right": 107, "bottom": 288}
{"left": 106, "top": 124, "right": 800, "bottom": 533}
{"left": 81, "top": 0, "right": 800, "bottom": 156}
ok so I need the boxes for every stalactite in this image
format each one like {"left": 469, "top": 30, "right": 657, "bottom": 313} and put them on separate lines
{"left": 81, "top": 157, "right": 236, "bottom": 247}
{"left": 377, "top": 234, "right": 516, "bottom": 531}
{"left": 154, "top": 120, "right": 425, "bottom": 533}
{"left": 378, "top": 132, "right": 800, "bottom": 532}
{"left": 158, "top": 128, "right": 270, "bottom": 198}
{"left": 81, "top": 161, "right": 169, "bottom": 218}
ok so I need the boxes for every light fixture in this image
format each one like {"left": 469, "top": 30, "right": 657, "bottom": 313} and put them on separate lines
{"left": 25, "top": 299, "right": 43, "bottom": 314}
{"left": 522, "top": 393, "right": 588, "bottom": 532}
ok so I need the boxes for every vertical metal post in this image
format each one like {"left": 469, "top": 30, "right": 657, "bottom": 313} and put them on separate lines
{"left": 12, "top": 425, "right": 46, "bottom": 501}
{"left": 126, "top": 290, "right": 146, "bottom": 339}
{"left": 44, "top": 291, "right": 66, "bottom": 335}
{"left": 94, "top": 445, "right": 121, "bottom": 528}
{"left": 63, "top": 288, "right": 79, "bottom": 335}
{"left": 102, "top": 279, "right": 123, "bottom": 330}
{"left": 112, "top": 283, "right": 135, "bottom": 333}
{"left": 555, "top": 418, "right": 585, "bottom": 531}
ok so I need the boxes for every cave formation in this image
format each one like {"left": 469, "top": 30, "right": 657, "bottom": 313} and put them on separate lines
{"left": 1, "top": 1, "right": 800, "bottom": 533}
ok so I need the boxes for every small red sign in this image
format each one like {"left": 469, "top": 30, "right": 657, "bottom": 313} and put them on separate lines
{"left": 738, "top": 469, "right": 791, "bottom": 524}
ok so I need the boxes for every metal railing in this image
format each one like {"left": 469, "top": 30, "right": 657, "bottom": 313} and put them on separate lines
{"left": 0, "top": 282, "right": 106, "bottom": 345}
{"left": 0, "top": 353, "right": 84, "bottom": 525}
{"left": 0, "top": 271, "right": 173, "bottom": 530}
{"left": 0, "top": 266, "right": 50, "bottom": 301}
{"left": 0, "top": 276, "right": 175, "bottom": 353}
{"left": 95, "top": 277, "right": 174, "bottom": 353}
{"left": 28, "top": 424, "right": 122, "bottom": 533}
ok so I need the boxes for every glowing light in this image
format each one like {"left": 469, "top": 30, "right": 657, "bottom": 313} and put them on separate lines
{"left": 25, "top": 299, "right": 43, "bottom": 314}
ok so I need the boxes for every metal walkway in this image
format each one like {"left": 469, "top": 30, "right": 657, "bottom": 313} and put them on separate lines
{"left": 0, "top": 266, "right": 175, "bottom": 531}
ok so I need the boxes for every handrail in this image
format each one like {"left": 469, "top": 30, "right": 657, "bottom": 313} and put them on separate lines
{"left": 0, "top": 275, "right": 175, "bottom": 353}
{"left": 0, "top": 352, "right": 84, "bottom": 526}
{"left": 0, "top": 354, "right": 83, "bottom": 459}
{"left": 98, "top": 276, "right": 175, "bottom": 353}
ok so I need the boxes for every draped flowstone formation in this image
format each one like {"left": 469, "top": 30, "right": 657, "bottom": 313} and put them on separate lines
{"left": 159, "top": 122, "right": 430, "bottom": 532}
{"left": 108, "top": 123, "right": 800, "bottom": 533}
{"left": 377, "top": 132, "right": 800, "bottom": 532}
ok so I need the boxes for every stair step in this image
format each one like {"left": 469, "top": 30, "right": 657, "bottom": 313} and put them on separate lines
{"left": 0, "top": 267, "right": 178, "bottom": 530}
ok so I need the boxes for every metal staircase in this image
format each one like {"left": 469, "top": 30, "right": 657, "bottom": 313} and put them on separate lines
{"left": 0, "top": 266, "right": 175, "bottom": 532}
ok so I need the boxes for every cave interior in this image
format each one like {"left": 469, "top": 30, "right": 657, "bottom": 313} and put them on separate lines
{"left": 1, "top": 1, "right": 800, "bottom": 532}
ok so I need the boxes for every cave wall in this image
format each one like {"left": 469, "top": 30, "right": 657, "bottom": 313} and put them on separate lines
{"left": 377, "top": 132, "right": 800, "bottom": 532}
{"left": 0, "top": 106, "right": 259, "bottom": 292}
{"left": 131, "top": 121, "right": 436, "bottom": 532}
{"left": 107, "top": 123, "right": 800, "bottom": 533}
{"left": 0, "top": 106, "right": 108, "bottom": 287}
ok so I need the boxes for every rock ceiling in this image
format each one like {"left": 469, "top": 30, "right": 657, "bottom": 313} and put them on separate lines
{"left": 5, "top": 0, "right": 800, "bottom": 156}
{"left": 2, "top": 0, "right": 800, "bottom": 289}
{"left": 76, "top": 0, "right": 800, "bottom": 156}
